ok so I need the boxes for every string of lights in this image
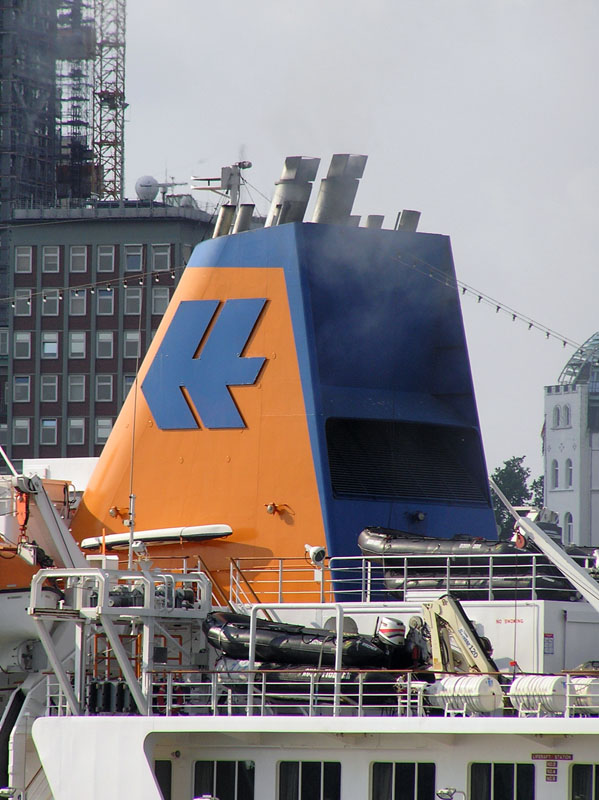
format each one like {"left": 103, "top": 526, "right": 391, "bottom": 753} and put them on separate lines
{"left": 396, "top": 251, "right": 581, "bottom": 351}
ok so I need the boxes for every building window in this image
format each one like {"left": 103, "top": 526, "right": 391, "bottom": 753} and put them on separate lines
{"left": 68, "top": 331, "right": 86, "bottom": 359}
{"left": 42, "top": 289, "right": 60, "bottom": 316}
{"left": 96, "top": 288, "right": 114, "bottom": 315}
{"left": 97, "top": 245, "right": 115, "bottom": 272}
{"left": 553, "top": 405, "right": 561, "bottom": 427}
{"left": 69, "top": 245, "right": 87, "bottom": 272}
{"left": 96, "top": 331, "right": 114, "bottom": 359}
{"left": 12, "top": 418, "right": 30, "bottom": 446}
{"left": 0, "top": 425, "right": 6, "bottom": 446}
{"left": 123, "top": 374, "right": 136, "bottom": 400}
{"left": 566, "top": 458, "right": 573, "bottom": 488}
{"left": 564, "top": 512, "right": 573, "bottom": 544}
{"left": 13, "top": 375, "right": 30, "bottom": 403}
{"left": 0, "top": 329, "right": 7, "bottom": 356}
{"left": 278, "top": 762, "right": 339, "bottom": 800}
{"left": 14, "top": 332, "right": 31, "bottom": 359}
{"left": 68, "top": 375, "right": 85, "bottom": 402}
{"left": 95, "top": 374, "right": 113, "bottom": 402}
{"left": 123, "top": 331, "right": 140, "bottom": 359}
{"left": 470, "top": 762, "right": 535, "bottom": 800}
{"left": 152, "top": 244, "right": 171, "bottom": 271}
{"left": 194, "top": 761, "right": 255, "bottom": 800}
{"left": 124, "top": 244, "right": 143, "bottom": 272}
{"left": 42, "top": 245, "right": 60, "bottom": 273}
{"left": 563, "top": 404, "right": 571, "bottom": 426}
{"left": 15, "top": 246, "right": 33, "bottom": 273}
{"left": 67, "top": 418, "right": 85, "bottom": 445}
{"left": 95, "top": 417, "right": 113, "bottom": 444}
{"left": 40, "top": 375, "right": 58, "bottom": 403}
{"left": 371, "top": 762, "right": 435, "bottom": 800}
{"left": 551, "top": 459, "right": 559, "bottom": 490}
{"left": 151, "top": 287, "right": 170, "bottom": 315}
{"left": 124, "top": 287, "right": 142, "bottom": 315}
{"left": 40, "top": 418, "right": 58, "bottom": 446}
{"left": 182, "top": 244, "right": 193, "bottom": 265}
{"left": 69, "top": 288, "right": 87, "bottom": 316}
{"left": 14, "top": 289, "right": 32, "bottom": 316}
{"left": 41, "top": 331, "right": 59, "bottom": 359}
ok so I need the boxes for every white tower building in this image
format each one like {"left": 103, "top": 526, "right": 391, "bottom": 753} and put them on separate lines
{"left": 544, "top": 332, "right": 599, "bottom": 547}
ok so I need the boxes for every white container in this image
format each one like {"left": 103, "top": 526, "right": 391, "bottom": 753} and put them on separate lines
{"left": 508, "top": 675, "right": 566, "bottom": 714}
{"left": 426, "top": 675, "right": 503, "bottom": 714}
{"left": 569, "top": 677, "right": 599, "bottom": 712}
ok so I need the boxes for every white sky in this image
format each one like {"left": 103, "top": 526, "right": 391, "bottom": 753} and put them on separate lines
{"left": 124, "top": 0, "right": 599, "bottom": 480}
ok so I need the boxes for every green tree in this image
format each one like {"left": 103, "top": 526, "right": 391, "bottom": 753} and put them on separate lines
{"left": 491, "top": 455, "right": 543, "bottom": 539}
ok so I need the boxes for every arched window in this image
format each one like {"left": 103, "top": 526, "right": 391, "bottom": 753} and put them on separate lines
{"left": 551, "top": 459, "right": 559, "bottom": 489}
{"left": 563, "top": 405, "right": 571, "bottom": 426}
{"left": 566, "top": 458, "right": 573, "bottom": 488}
{"left": 564, "top": 512, "right": 573, "bottom": 544}
{"left": 553, "top": 406, "right": 561, "bottom": 427}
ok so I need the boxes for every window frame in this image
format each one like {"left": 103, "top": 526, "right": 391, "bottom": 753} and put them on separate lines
{"left": 67, "top": 417, "right": 85, "bottom": 445}
{"left": 124, "top": 244, "right": 143, "bottom": 272}
{"left": 68, "top": 331, "right": 86, "bottom": 359}
{"left": 67, "top": 374, "right": 86, "bottom": 403}
{"left": 69, "top": 245, "right": 88, "bottom": 273}
{"left": 123, "top": 330, "right": 141, "bottom": 359}
{"left": 96, "top": 331, "right": 114, "bottom": 359}
{"left": 40, "top": 418, "right": 58, "bottom": 446}
{"left": 551, "top": 459, "right": 559, "bottom": 490}
{"left": 95, "top": 417, "right": 113, "bottom": 445}
{"left": 14, "top": 332, "right": 32, "bottom": 359}
{"left": 42, "top": 288, "right": 60, "bottom": 316}
{"left": 12, "top": 418, "right": 30, "bottom": 446}
{"left": 95, "top": 374, "right": 113, "bottom": 402}
{"left": 151, "top": 243, "right": 171, "bottom": 272}
{"left": 15, "top": 245, "right": 33, "bottom": 273}
{"left": 69, "top": 288, "right": 87, "bottom": 316}
{"left": 96, "top": 288, "right": 115, "bottom": 316}
{"left": 0, "top": 329, "right": 8, "bottom": 356}
{"left": 14, "top": 288, "right": 32, "bottom": 316}
{"left": 151, "top": 286, "right": 170, "bottom": 315}
{"left": 42, "top": 245, "right": 60, "bottom": 273}
{"left": 13, "top": 375, "right": 31, "bottom": 403}
{"left": 41, "top": 331, "right": 59, "bottom": 360}
{"left": 40, "top": 374, "right": 59, "bottom": 403}
{"left": 97, "top": 244, "right": 115, "bottom": 273}
{"left": 124, "top": 286, "right": 142, "bottom": 315}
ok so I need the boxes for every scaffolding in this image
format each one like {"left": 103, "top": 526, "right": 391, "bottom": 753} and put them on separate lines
{"left": 92, "top": 0, "right": 126, "bottom": 201}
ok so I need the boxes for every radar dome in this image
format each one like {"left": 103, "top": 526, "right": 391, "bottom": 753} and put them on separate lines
{"left": 135, "top": 175, "right": 159, "bottom": 201}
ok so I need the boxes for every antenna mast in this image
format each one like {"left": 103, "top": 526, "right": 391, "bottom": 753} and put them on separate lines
{"left": 92, "top": 0, "right": 127, "bottom": 200}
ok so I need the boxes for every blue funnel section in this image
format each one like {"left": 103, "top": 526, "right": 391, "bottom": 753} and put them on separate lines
{"left": 188, "top": 222, "right": 497, "bottom": 558}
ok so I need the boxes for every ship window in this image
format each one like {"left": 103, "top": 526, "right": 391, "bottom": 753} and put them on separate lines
{"left": 153, "top": 760, "right": 171, "bottom": 800}
{"left": 553, "top": 405, "right": 561, "bottom": 427}
{"left": 371, "top": 762, "right": 435, "bottom": 800}
{"left": 570, "top": 764, "right": 599, "bottom": 799}
{"left": 470, "top": 762, "right": 534, "bottom": 800}
{"left": 326, "top": 419, "right": 488, "bottom": 504}
{"left": 551, "top": 459, "right": 559, "bottom": 490}
{"left": 194, "top": 759, "right": 255, "bottom": 800}
{"left": 279, "top": 761, "right": 340, "bottom": 800}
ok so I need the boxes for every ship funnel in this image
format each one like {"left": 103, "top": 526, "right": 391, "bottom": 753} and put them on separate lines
{"left": 213, "top": 204, "right": 236, "bottom": 237}
{"left": 311, "top": 154, "right": 368, "bottom": 225}
{"left": 265, "top": 156, "right": 321, "bottom": 227}
{"left": 232, "top": 203, "right": 255, "bottom": 233}
{"left": 395, "top": 209, "right": 421, "bottom": 232}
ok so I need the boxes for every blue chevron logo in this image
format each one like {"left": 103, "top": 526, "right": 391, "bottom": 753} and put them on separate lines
{"left": 141, "top": 298, "right": 267, "bottom": 429}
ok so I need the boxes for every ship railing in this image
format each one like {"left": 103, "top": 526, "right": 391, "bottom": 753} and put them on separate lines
{"left": 229, "top": 552, "right": 597, "bottom": 605}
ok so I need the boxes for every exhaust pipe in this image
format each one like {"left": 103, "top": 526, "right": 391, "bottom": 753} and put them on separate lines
{"left": 265, "top": 156, "right": 321, "bottom": 227}
{"left": 232, "top": 203, "right": 255, "bottom": 233}
{"left": 212, "top": 204, "right": 236, "bottom": 238}
{"left": 311, "top": 154, "right": 367, "bottom": 225}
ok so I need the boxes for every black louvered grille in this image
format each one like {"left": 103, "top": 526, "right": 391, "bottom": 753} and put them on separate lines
{"left": 326, "top": 418, "right": 487, "bottom": 503}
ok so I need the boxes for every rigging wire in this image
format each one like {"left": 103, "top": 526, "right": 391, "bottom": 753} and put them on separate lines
{"left": 396, "top": 250, "right": 582, "bottom": 351}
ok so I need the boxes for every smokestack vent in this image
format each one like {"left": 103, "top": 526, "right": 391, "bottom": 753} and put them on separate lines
{"left": 265, "top": 156, "right": 320, "bottom": 227}
{"left": 311, "top": 154, "right": 368, "bottom": 226}
{"left": 395, "top": 210, "right": 421, "bottom": 232}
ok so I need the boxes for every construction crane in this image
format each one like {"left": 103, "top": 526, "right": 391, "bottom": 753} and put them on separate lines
{"left": 92, "top": 0, "right": 127, "bottom": 200}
